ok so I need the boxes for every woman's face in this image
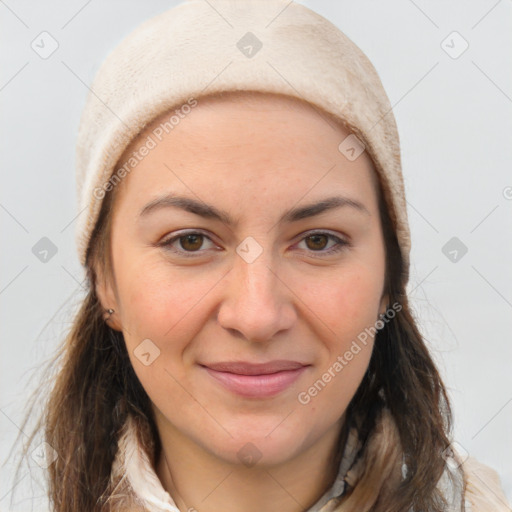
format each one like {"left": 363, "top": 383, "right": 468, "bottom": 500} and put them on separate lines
{"left": 98, "top": 92, "right": 388, "bottom": 467}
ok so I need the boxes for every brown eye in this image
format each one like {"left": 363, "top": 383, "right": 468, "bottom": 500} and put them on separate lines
{"left": 305, "top": 234, "right": 329, "bottom": 251}
{"left": 296, "top": 231, "right": 349, "bottom": 256}
{"left": 179, "top": 234, "right": 204, "bottom": 251}
{"left": 160, "top": 231, "right": 217, "bottom": 257}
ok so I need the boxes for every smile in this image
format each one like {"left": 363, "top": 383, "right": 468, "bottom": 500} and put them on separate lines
{"left": 200, "top": 361, "right": 310, "bottom": 398}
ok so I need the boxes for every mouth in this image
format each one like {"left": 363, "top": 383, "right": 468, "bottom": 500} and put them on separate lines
{"left": 200, "top": 360, "right": 310, "bottom": 398}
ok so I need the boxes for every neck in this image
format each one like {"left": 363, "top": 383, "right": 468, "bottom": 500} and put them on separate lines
{"left": 154, "top": 414, "right": 348, "bottom": 512}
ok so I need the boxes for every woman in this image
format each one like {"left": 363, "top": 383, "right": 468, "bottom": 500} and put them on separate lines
{"left": 31, "top": 0, "right": 510, "bottom": 510}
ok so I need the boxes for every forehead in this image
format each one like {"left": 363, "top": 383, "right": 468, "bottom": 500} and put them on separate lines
{"left": 122, "top": 90, "right": 359, "bottom": 160}
{"left": 113, "top": 91, "right": 380, "bottom": 209}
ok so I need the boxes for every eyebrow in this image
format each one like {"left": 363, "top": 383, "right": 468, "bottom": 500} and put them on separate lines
{"left": 139, "top": 193, "right": 370, "bottom": 226}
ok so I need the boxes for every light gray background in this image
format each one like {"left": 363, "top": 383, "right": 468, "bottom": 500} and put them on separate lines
{"left": 1, "top": 1, "right": 511, "bottom": 510}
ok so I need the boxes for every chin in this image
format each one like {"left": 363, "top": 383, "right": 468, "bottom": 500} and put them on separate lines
{"left": 211, "top": 436, "right": 306, "bottom": 468}
{"left": 195, "top": 417, "right": 315, "bottom": 468}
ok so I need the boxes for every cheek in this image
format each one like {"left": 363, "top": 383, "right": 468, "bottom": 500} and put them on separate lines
{"left": 302, "top": 263, "right": 384, "bottom": 341}
{"left": 116, "top": 258, "right": 218, "bottom": 349}
{"left": 115, "top": 261, "right": 222, "bottom": 402}
{"left": 298, "top": 270, "right": 380, "bottom": 420}
{"left": 295, "top": 278, "right": 378, "bottom": 442}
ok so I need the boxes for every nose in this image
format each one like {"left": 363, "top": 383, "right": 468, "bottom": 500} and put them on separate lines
{"left": 216, "top": 249, "right": 296, "bottom": 343}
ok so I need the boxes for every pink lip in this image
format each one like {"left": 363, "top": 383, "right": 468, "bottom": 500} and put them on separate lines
{"left": 201, "top": 361, "right": 309, "bottom": 398}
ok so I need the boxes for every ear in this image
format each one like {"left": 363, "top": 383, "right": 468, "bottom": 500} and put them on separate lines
{"left": 95, "top": 262, "right": 123, "bottom": 332}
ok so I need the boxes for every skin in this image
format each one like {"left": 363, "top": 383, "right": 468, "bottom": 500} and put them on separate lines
{"left": 96, "top": 91, "right": 389, "bottom": 512}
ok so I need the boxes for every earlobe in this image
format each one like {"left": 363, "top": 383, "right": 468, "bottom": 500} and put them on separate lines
{"left": 95, "top": 267, "right": 123, "bottom": 332}
{"left": 103, "top": 308, "right": 117, "bottom": 328}
{"left": 378, "top": 293, "right": 390, "bottom": 318}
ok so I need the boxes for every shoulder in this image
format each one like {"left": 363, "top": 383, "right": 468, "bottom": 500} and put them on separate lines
{"left": 462, "top": 456, "right": 511, "bottom": 512}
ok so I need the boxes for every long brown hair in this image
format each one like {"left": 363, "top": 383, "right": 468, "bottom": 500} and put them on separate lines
{"left": 17, "top": 99, "right": 465, "bottom": 512}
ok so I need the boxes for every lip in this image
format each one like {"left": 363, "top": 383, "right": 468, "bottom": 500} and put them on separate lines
{"left": 201, "top": 360, "right": 310, "bottom": 398}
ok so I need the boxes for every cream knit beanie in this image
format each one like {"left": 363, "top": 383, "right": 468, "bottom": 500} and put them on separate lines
{"left": 75, "top": 0, "right": 411, "bottom": 284}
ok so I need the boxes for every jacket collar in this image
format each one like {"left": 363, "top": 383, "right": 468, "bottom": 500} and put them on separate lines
{"left": 112, "top": 414, "right": 362, "bottom": 512}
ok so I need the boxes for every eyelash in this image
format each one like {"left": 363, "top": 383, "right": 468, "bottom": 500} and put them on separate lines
{"left": 158, "top": 230, "right": 350, "bottom": 258}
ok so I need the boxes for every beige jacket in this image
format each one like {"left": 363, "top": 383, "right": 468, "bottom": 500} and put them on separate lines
{"left": 110, "top": 415, "right": 511, "bottom": 512}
